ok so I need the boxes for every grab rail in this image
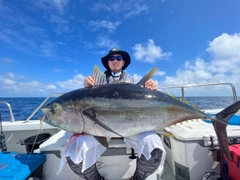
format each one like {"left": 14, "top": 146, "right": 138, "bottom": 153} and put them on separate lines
{"left": 158, "top": 82, "right": 237, "bottom": 102}
{"left": 0, "top": 101, "right": 15, "bottom": 122}
{"left": 24, "top": 93, "right": 63, "bottom": 122}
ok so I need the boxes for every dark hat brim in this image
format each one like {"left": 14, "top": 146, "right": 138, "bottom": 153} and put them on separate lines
{"left": 101, "top": 50, "right": 131, "bottom": 70}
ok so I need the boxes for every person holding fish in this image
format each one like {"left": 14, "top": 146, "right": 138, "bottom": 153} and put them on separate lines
{"left": 59, "top": 48, "right": 165, "bottom": 180}
{"left": 84, "top": 48, "right": 157, "bottom": 90}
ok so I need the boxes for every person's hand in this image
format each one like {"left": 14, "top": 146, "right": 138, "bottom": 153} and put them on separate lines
{"left": 84, "top": 76, "right": 95, "bottom": 88}
{"left": 145, "top": 79, "right": 157, "bottom": 90}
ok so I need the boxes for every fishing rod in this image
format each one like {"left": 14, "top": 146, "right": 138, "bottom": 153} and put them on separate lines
{"left": 0, "top": 112, "right": 7, "bottom": 151}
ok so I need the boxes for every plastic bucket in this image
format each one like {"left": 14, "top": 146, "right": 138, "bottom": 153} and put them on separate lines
{"left": 22, "top": 133, "right": 51, "bottom": 153}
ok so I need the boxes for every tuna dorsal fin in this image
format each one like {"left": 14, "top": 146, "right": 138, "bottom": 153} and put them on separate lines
{"left": 91, "top": 65, "right": 107, "bottom": 86}
{"left": 137, "top": 67, "right": 158, "bottom": 87}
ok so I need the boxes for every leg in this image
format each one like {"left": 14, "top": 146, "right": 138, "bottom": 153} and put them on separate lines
{"left": 66, "top": 156, "right": 102, "bottom": 180}
{"left": 132, "top": 148, "right": 163, "bottom": 180}
{"left": 124, "top": 131, "right": 166, "bottom": 180}
{"left": 57, "top": 134, "right": 107, "bottom": 179}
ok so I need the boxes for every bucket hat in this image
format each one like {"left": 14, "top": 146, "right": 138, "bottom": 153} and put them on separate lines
{"left": 101, "top": 48, "right": 131, "bottom": 70}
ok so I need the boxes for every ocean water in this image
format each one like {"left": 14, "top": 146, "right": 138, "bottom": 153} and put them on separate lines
{"left": 0, "top": 97, "right": 56, "bottom": 121}
{"left": 0, "top": 96, "right": 239, "bottom": 121}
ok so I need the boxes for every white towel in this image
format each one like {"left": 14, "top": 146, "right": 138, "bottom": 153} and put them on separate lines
{"left": 57, "top": 131, "right": 166, "bottom": 174}
{"left": 57, "top": 134, "right": 107, "bottom": 173}
{"left": 124, "top": 131, "right": 166, "bottom": 171}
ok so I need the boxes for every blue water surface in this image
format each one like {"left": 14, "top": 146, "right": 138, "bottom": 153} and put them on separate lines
{"left": 0, "top": 97, "right": 55, "bottom": 121}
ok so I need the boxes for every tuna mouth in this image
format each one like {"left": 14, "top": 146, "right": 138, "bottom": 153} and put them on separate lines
{"left": 41, "top": 107, "right": 52, "bottom": 122}
{"left": 41, "top": 107, "right": 52, "bottom": 115}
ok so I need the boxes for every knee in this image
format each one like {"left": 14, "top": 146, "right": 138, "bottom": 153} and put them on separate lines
{"left": 138, "top": 148, "right": 163, "bottom": 171}
{"left": 151, "top": 148, "right": 163, "bottom": 163}
{"left": 66, "top": 156, "right": 84, "bottom": 175}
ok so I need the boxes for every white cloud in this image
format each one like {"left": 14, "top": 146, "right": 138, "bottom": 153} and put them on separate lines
{"left": 95, "top": 35, "right": 119, "bottom": 49}
{"left": 0, "top": 0, "right": 11, "bottom": 13}
{"left": 6, "top": 72, "right": 15, "bottom": 79}
{"left": 132, "top": 39, "right": 172, "bottom": 63}
{"left": 0, "top": 57, "right": 16, "bottom": 64}
{"left": 90, "top": 2, "right": 110, "bottom": 12}
{"left": 90, "top": 1, "right": 149, "bottom": 18}
{"left": 206, "top": 33, "right": 240, "bottom": 73}
{"left": 81, "top": 30, "right": 235, "bottom": 94}
{"left": 0, "top": 3, "right": 60, "bottom": 58}
{"left": 34, "top": 0, "right": 69, "bottom": 15}
{"left": 124, "top": 4, "right": 148, "bottom": 18}
{"left": 88, "top": 20, "right": 122, "bottom": 33}
{"left": 50, "top": 14, "right": 68, "bottom": 24}
{"left": 0, "top": 72, "right": 57, "bottom": 96}
{"left": 56, "top": 73, "right": 85, "bottom": 89}
{"left": 51, "top": 0, "right": 69, "bottom": 15}
{"left": 0, "top": 32, "right": 15, "bottom": 47}
{"left": 132, "top": 73, "right": 143, "bottom": 83}
{"left": 207, "top": 33, "right": 240, "bottom": 60}
{"left": 53, "top": 68, "right": 65, "bottom": 73}
{"left": 40, "top": 40, "right": 56, "bottom": 58}
{"left": 155, "top": 70, "right": 166, "bottom": 76}
{"left": 46, "top": 84, "right": 57, "bottom": 90}
{"left": 159, "top": 33, "right": 240, "bottom": 95}
{"left": 0, "top": 77, "right": 16, "bottom": 85}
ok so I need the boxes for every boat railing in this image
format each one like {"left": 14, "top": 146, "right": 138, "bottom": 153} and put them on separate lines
{"left": 0, "top": 101, "right": 15, "bottom": 122}
{"left": 24, "top": 93, "right": 63, "bottom": 122}
{"left": 158, "top": 82, "right": 238, "bottom": 102}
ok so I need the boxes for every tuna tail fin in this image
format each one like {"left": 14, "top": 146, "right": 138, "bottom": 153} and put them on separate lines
{"left": 91, "top": 65, "right": 107, "bottom": 86}
{"left": 212, "top": 100, "right": 240, "bottom": 160}
{"left": 137, "top": 67, "right": 158, "bottom": 87}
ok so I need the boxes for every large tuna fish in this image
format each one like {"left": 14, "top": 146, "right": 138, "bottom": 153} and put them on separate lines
{"left": 41, "top": 66, "right": 240, "bottom": 160}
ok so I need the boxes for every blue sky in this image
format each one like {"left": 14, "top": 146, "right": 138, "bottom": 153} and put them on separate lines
{"left": 1, "top": 0, "right": 240, "bottom": 97}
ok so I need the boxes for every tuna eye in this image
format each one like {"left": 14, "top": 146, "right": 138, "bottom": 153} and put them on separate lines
{"left": 50, "top": 104, "right": 57, "bottom": 114}
{"left": 50, "top": 108, "right": 55, "bottom": 114}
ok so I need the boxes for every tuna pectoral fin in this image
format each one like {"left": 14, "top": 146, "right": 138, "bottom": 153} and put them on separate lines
{"left": 94, "top": 136, "right": 108, "bottom": 148}
{"left": 82, "top": 108, "right": 124, "bottom": 138}
{"left": 212, "top": 100, "right": 240, "bottom": 160}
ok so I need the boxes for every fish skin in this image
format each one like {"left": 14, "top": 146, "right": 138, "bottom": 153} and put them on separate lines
{"left": 41, "top": 83, "right": 240, "bottom": 161}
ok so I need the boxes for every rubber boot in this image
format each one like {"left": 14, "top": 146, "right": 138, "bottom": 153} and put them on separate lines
{"left": 131, "top": 148, "right": 162, "bottom": 180}
{"left": 66, "top": 156, "right": 103, "bottom": 180}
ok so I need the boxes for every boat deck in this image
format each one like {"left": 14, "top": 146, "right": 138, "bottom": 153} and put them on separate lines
{"left": 161, "top": 161, "right": 176, "bottom": 180}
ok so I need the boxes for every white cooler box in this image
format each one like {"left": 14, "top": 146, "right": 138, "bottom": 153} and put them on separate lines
{"left": 38, "top": 130, "right": 165, "bottom": 180}
{"left": 162, "top": 119, "right": 240, "bottom": 180}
